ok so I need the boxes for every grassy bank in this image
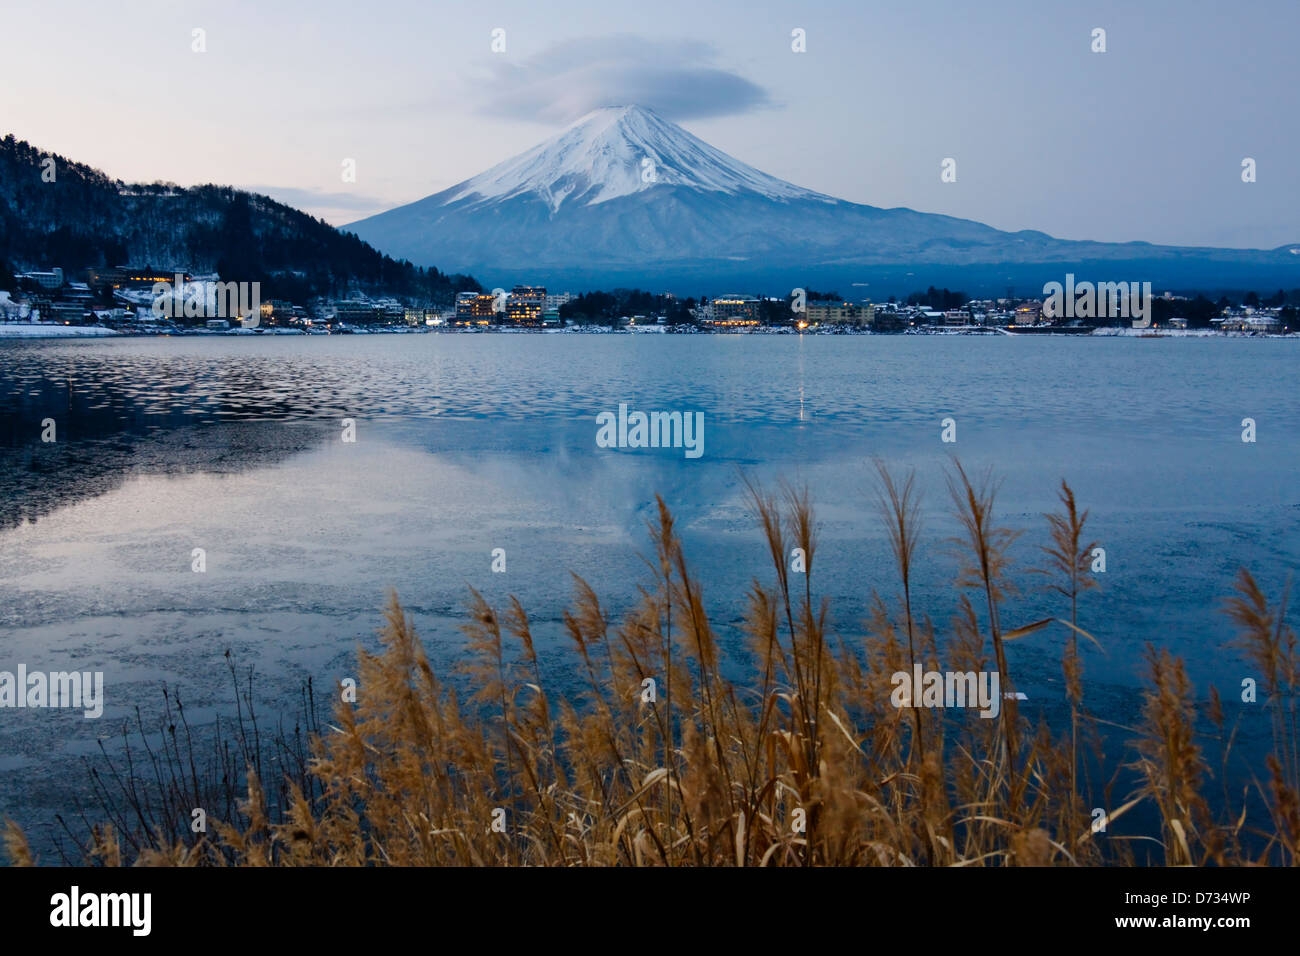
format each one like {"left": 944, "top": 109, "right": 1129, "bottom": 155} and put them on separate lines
{"left": 4, "top": 463, "right": 1297, "bottom": 866}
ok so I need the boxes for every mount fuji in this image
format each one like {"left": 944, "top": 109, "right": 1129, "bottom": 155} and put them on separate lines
{"left": 347, "top": 105, "right": 1298, "bottom": 295}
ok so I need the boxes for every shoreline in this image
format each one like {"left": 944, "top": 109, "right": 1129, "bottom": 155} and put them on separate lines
{"left": 1, "top": 322, "right": 1293, "bottom": 340}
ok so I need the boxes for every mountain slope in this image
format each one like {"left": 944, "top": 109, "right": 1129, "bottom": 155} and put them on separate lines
{"left": 439, "top": 105, "right": 836, "bottom": 211}
{"left": 0, "top": 134, "right": 479, "bottom": 303}
{"left": 347, "top": 106, "right": 1300, "bottom": 295}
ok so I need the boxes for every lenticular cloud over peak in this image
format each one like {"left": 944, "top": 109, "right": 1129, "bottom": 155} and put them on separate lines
{"left": 469, "top": 35, "right": 774, "bottom": 123}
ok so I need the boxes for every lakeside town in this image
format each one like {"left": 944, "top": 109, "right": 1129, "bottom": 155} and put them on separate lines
{"left": 2, "top": 263, "right": 1297, "bottom": 337}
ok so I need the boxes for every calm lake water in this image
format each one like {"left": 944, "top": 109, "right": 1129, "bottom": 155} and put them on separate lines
{"left": 1, "top": 333, "right": 1297, "bottom": 848}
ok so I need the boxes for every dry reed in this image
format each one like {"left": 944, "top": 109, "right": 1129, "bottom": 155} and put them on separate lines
{"left": 5, "top": 463, "right": 1295, "bottom": 867}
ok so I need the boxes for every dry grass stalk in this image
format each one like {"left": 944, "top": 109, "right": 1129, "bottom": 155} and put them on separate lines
{"left": 3, "top": 467, "right": 1293, "bottom": 868}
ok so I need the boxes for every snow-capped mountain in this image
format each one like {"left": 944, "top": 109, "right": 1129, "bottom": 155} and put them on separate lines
{"left": 347, "top": 105, "right": 1298, "bottom": 294}
{"left": 440, "top": 105, "right": 835, "bottom": 212}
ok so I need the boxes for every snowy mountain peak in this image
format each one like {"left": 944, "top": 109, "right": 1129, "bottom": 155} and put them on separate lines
{"left": 441, "top": 105, "right": 836, "bottom": 213}
{"left": 347, "top": 104, "right": 1299, "bottom": 296}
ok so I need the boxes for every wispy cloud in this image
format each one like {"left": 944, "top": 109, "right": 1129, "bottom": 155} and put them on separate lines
{"left": 468, "top": 35, "right": 773, "bottom": 123}
{"left": 245, "top": 185, "right": 392, "bottom": 215}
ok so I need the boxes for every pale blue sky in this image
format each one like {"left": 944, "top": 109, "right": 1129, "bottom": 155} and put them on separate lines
{"left": 2, "top": 0, "right": 1296, "bottom": 248}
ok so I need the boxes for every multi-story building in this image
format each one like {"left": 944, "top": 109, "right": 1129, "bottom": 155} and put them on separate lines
{"left": 333, "top": 300, "right": 381, "bottom": 325}
{"left": 1014, "top": 303, "right": 1042, "bottom": 325}
{"left": 405, "top": 308, "right": 439, "bottom": 327}
{"left": 21, "top": 267, "right": 65, "bottom": 290}
{"left": 544, "top": 292, "right": 572, "bottom": 310}
{"left": 455, "top": 292, "right": 477, "bottom": 321}
{"left": 48, "top": 301, "right": 87, "bottom": 324}
{"left": 89, "top": 267, "right": 184, "bottom": 290}
{"left": 711, "top": 294, "right": 760, "bottom": 327}
{"left": 506, "top": 286, "right": 546, "bottom": 326}
{"left": 805, "top": 301, "right": 875, "bottom": 327}
{"left": 372, "top": 298, "right": 405, "bottom": 324}
{"left": 455, "top": 291, "right": 497, "bottom": 325}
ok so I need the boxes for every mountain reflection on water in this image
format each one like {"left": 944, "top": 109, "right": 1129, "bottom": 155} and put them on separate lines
{"left": 0, "top": 342, "right": 344, "bottom": 529}
{"left": 1, "top": 333, "right": 1297, "bottom": 857}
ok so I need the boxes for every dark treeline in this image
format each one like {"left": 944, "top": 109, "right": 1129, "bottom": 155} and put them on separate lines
{"left": 907, "top": 286, "right": 969, "bottom": 310}
{"left": 0, "top": 135, "right": 480, "bottom": 305}
{"left": 559, "top": 289, "right": 698, "bottom": 325}
{"left": 1150, "top": 292, "right": 1298, "bottom": 329}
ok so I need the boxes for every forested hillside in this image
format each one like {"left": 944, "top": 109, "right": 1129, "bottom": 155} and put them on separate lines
{"left": 0, "top": 135, "right": 478, "bottom": 303}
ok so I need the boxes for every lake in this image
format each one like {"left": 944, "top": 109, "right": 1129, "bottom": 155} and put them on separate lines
{"left": 1, "top": 332, "right": 1296, "bottom": 848}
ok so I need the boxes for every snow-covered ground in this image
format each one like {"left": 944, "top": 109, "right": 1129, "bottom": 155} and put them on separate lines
{"left": 0, "top": 323, "right": 119, "bottom": 338}
{"left": 1090, "top": 326, "right": 1287, "bottom": 337}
